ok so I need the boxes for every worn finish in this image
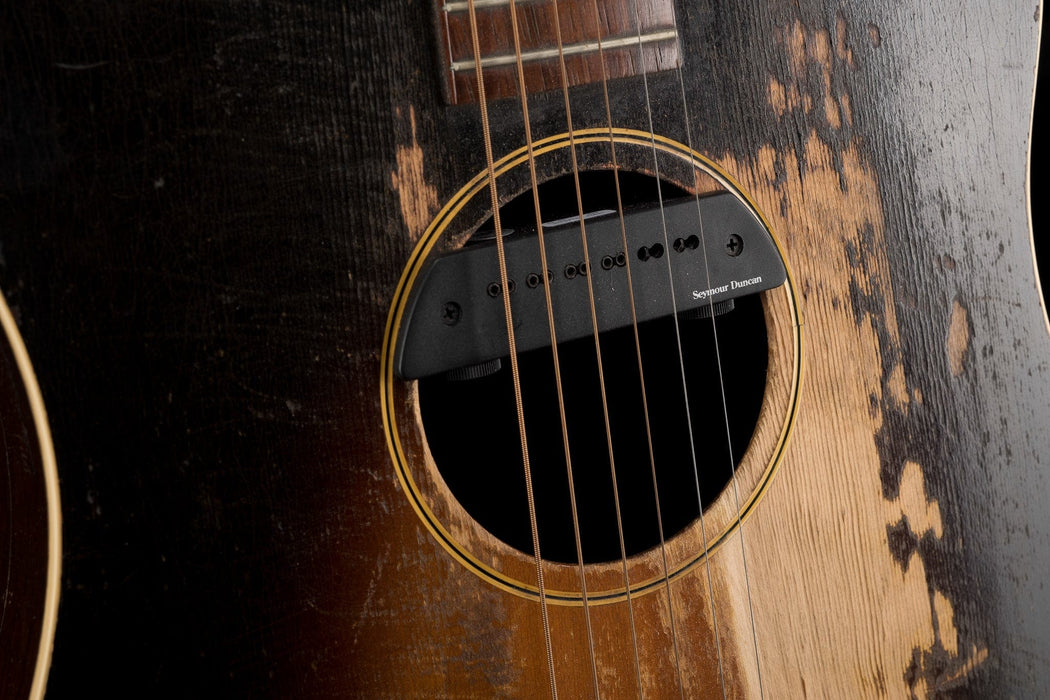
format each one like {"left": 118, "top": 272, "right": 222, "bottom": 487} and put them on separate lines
{"left": 1, "top": 0, "right": 1047, "bottom": 697}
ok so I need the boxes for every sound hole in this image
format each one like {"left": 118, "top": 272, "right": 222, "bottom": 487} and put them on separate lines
{"left": 418, "top": 172, "right": 769, "bottom": 565}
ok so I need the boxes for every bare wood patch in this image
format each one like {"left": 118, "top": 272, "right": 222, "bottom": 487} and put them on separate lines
{"left": 391, "top": 107, "right": 440, "bottom": 240}
{"left": 708, "top": 12, "right": 987, "bottom": 681}
{"left": 947, "top": 299, "right": 971, "bottom": 377}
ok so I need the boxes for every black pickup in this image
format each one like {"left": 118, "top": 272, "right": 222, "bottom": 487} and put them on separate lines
{"left": 395, "top": 192, "right": 786, "bottom": 379}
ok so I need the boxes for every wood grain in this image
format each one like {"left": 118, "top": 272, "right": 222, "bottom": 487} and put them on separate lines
{"left": 0, "top": 0, "right": 1046, "bottom": 697}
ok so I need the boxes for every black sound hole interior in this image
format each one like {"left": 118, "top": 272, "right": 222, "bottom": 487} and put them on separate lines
{"left": 418, "top": 172, "right": 769, "bottom": 565}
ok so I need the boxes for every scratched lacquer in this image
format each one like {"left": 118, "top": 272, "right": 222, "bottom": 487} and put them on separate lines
{"left": 0, "top": 0, "right": 1047, "bottom": 698}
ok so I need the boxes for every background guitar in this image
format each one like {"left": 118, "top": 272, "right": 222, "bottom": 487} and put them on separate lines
{"left": 2, "top": 0, "right": 1048, "bottom": 697}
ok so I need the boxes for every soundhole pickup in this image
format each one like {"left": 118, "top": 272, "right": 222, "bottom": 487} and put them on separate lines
{"left": 395, "top": 192, "right": 786, "bottom": 380}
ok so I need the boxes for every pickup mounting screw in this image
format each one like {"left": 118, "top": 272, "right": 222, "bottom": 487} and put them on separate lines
{"left": 441, "top": 301, "right": 462, "bottom": 325}
{"left": 726, "top": 235, "right": 743, "bottom": 257}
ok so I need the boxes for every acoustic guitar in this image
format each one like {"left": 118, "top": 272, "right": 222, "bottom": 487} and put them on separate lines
{"left": 1, "top": 0, "right": 1048, "bottom": 697}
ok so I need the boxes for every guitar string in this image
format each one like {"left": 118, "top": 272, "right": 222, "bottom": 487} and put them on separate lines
{"left": 464, "top": 3, "right": 559, "bottom": 698}
{"left": 466, "top": 2, "right": 747, "bottom": 696}
{"left": 546, "top": 2, "right": 735, "bottom": 695}
{"left": 670, "top": 51, "right": 767, "bottom": 698}
{"left": 577, "top": 0, "right": 724, "bottom": 695}
{"left": 546, "top": 1, "right": 655, "bottom": 696}
{"left": 505, "top": 0, "right": 602, "bottom": 695}
{"left": 579, "top": 0, "right": 664, "bottom": 695}
{"left": 626, "top": 0, "right": 731, "bottom": 696}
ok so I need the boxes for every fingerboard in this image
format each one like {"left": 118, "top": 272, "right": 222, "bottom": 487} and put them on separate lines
{"left": 437, "top": 0, "right": 680, "bottom": 104}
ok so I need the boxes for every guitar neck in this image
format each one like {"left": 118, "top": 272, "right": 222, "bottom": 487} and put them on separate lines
{"left": 437, "top": 0, "right": 679, "bottom": 102}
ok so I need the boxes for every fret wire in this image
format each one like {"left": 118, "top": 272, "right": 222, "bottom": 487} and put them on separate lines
{"left": 449, "top": 29, "right": 677, "bottom": 72}
{"left": 443, "top": 0, "right": 542, "bottom": 10}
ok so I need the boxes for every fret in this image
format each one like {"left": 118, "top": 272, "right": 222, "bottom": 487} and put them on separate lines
{"left": 443, "top": 0, "right": 545, "bottom": 12}
{"left": 435, "top": 0, "right": 680, "bottom": 104}
{"left": 449, "top": 30, "right": 679, "bottom": 72}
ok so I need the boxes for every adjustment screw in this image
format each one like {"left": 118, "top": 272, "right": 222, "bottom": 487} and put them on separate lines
{"left": 673, "top": 238, "right": 686, "bottom": 253}
{"left": 487, "top": 282, "right": 502, "bottom": 297}
{"left": 441, "top": 301, "right": 462, "bottom": 325}
{"left": 601, "top": 255, "right": 615, "bottom": 270}
{"left": 526, "top": 272, "right": 541, "bottom": 288}
{"left": 564, "top": 264, "right": 578, "bottom": 279}
{"left": 726, "top": 234, "right": 743, "bottom": 257}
